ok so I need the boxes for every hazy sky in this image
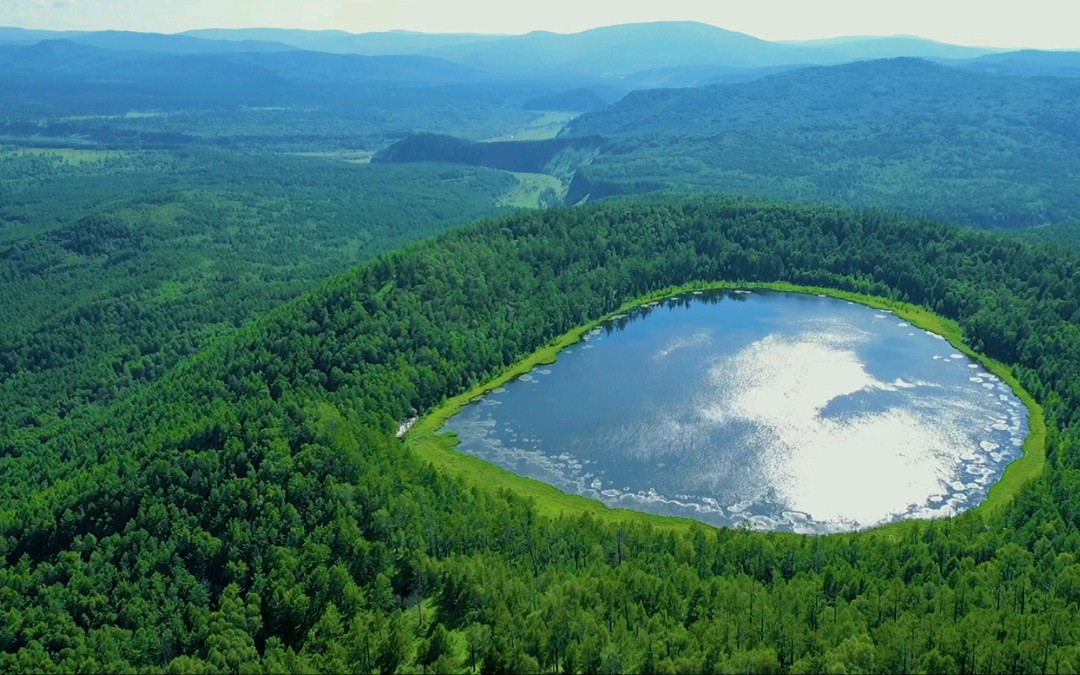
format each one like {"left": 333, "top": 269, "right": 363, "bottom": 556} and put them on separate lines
{"left": 4, "top": 0, "right": 1078, "bottom": 49}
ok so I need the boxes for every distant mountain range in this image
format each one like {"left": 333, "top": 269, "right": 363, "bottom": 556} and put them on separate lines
{"left": 180, "top": 22, "right": 1011, "bottom": 77}
{"left": 781, "top": 34, "right": 1005, "bottom": 61}
{"left": 2, "top": 20, "right": 1077, "bottom": 125}
{"left": 561, "top": 57, "right": 1079, "bottom": 137}
{"left": 4, "top": 20, "right": 1080, "bottom": 221}
{"left": 182, "top": 27, "right": 507, "bottom": 56}
{"left": 0, "top": 38, "right": 498, "bottom": 112}
{"left": 0, "top": 35, "right": 553, "bottom": 148}
{"left": 956, "top": 49, "right": 1080, "bottom": 77}
{"left": 0, "top": 27, "right": 294, "bottom": 53}
{"left": 0, "top": 26, "right": 86, "bottom": 43}
{"left": 2, "top": 21, "right": 1074, "bottom": 83}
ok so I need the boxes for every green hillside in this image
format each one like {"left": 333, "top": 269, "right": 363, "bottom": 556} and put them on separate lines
{"left": 560, "top": 59, "right": 1080, "bottom": 228}
{"left": 0, "top": 41, "right": 548, "bottom": 151}
{"left": 1011, "top": 222, "right": 1080, "bottom": 250}
{"left": 0, "top": 148, "right": 517, "bottom": 442}
{"left": 959, "top": 50, "right": 1080, "bottom": 78}
{"left": 3, "top": 195, "right": 1080, "bottom": 673}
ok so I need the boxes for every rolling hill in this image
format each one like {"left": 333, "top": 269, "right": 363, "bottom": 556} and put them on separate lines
{"left": 420, "top": 22, "right": 835, "bottom": 76}
{"left": 183, "top": 27, "right": 508, "bottom": 55}
{"left": 0, "top": 148, "right": 521, "bottom": 441}
{"left": 58, "top": 29, "right": 296, "bottom": 54}
{"left": 6, "top": 23, "right": 1073, "bottom": 98}
{"left": 782, "top": 34, "right": 1001, "bottom": 61}
{"left": 0, "top": 26, "right": 85, "bottom": 43}
{"left": 0, "top": 38, "right": 491, "bottom": 91}
{"left": 0, "top": 39, "right": 555, "bottom": 150}
{"left": 373, "top": 58, "right": 1080, "bottom": 228}
{"left": 187, "top": 23, "right": 1001, "bottom": 78}
{"left": 1011, "top": 222, "right": 1080, "bottom": 250}
{"left": 957, "top": 49, "right": 1080, "bottom": 77}
{"left": 556, "top": 58, "right": 1080, "bottom": 227}
{"left": 564, "top": 57, "right": 1077, "bottom": 136}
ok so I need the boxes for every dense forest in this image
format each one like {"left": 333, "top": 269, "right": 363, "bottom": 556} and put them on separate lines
{"left": 1012, "top": 222, "right": 1080, "bottom": 252}
{"left": 372, "top": 59, "right": 1080, "bottom": 229}
{"left": 556, "top": 60, "right": 1080, "bottom": 228}
{"left": 0, "top": 38, "right": 562, "bottom": 152}
{"left": 0, "top": 147, "right": 519, "bottom": 443}
{"left": 3, "top": 195, "right": 1080, "bottom": 673}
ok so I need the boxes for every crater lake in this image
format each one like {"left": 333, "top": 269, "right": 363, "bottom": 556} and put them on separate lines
{"left": 443, "top": 290, "right": 1029, "bottom": 533}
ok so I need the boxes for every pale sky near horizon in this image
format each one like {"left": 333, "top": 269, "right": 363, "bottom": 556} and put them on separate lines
{"left": 3, "top": 0, "right": 1078, "bottom": 50}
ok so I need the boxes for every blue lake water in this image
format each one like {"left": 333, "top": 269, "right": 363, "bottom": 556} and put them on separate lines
{"left": 443, "top": 290, "right": 1029, "bottom": 533}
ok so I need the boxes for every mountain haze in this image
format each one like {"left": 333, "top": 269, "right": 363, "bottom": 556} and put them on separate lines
{"left": 59, "top": 29, "right": 296, "bottom": 54}
{"left": 4, "top": 22, "right": 1070, "bottom": 84}
{"left": 783, "top": 34, "right": 1001, "bottom": 60}
{"left": 0, "top": 39, "right": 539, "bottom": 147}
{"left": 958, "top": 49, "right": 1080, "bottom": 77}
{"left": 0, "top": 26, "right": 85, "bottom": 43}
{"left": 422, "top": 22, "right": 837, "bottom": 76}
{"left": 183, "top": 27, "right": 507, "bottom": 55}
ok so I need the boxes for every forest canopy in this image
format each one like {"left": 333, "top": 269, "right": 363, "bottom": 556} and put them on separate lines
{"left": 2, "top": 195, "right": 1080, "bottom": 673}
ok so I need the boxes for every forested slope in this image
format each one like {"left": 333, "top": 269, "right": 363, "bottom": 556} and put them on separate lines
{"left": 0, "top": 40, "right": 551, "bottom": 151}
{"left": 3, "top": 196, "right": 1080, "bottom": 673}
{"left": 1011, "top": 222, "right": 1080, "bottom": 251}
{"left": 0, "top": 148, "right": 517, "bottom": 442}
{"left": 560, "top": 59, "right": 1080, "bottom": 228}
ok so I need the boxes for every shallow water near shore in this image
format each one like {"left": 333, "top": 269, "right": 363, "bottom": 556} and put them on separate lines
{"left": 443, "top": 290, "right": 1029, "bottom": 533}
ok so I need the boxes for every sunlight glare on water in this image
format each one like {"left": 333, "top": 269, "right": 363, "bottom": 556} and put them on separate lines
{"left": 701, "top": 331, "right": 965, "bottom": 529}
{"left": 443, "top": 291, "right": 1029, "bottom": 534}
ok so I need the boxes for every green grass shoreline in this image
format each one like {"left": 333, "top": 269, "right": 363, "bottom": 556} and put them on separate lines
{"left": 404, "top": 280, "right": 1046, "bottom": 536}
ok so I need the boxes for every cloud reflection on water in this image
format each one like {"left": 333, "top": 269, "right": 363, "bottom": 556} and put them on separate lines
{"left": 444, "top": 292, "right": 1028, "bottom": 534}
